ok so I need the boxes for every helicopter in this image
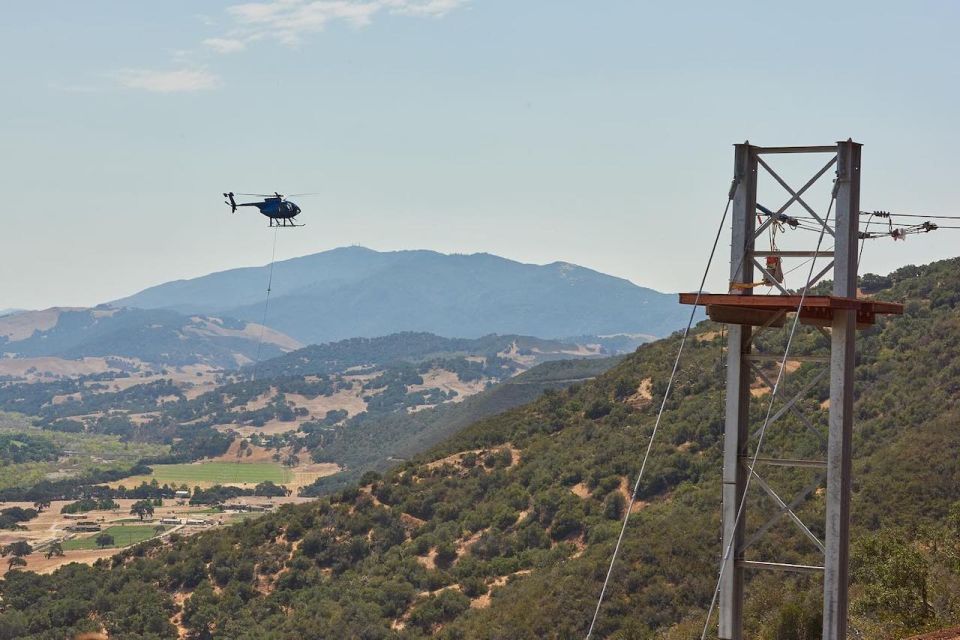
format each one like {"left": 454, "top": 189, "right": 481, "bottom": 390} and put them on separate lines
{"left": 223, "top": 192, "right": 306, "bottom": 227}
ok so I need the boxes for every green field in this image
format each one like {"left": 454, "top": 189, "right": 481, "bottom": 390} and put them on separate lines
{"left": 129, "top": 461, "right": 292, "bottom": 487}
{"left": 63, "top": 525, "right": 162, "bottom": 550}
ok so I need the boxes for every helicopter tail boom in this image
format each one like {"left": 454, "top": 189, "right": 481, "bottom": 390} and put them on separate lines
{"left": 223, "top": 192, "right": 238, "bottom": 213}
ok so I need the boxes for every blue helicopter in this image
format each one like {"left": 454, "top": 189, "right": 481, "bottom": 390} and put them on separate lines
{"left": 223, "top": 192, "right": 306, "bottom": 227}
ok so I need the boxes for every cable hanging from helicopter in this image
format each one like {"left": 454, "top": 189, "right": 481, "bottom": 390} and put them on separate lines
{"left": 221, "top": 189, "right": 316, "bottom": 380}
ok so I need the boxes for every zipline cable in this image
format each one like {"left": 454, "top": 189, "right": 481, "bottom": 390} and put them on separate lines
{"left": 699, "top": 187, "right": 837, "bottom": 640}
{"left": 585, "top": 179, "right": 737, "bottom": 640}
{"left": 863, "top": 210, "right": 960, "bottom": 220}
{"left": 858, "top": 211, "right": 875, "bottom": 268}
{"left": 251, "top": 226, "right": 280, "bottom": 382}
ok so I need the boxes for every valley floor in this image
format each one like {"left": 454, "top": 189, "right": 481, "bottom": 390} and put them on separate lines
{"left": 0, "top": 495, "right": 313, "bottom": 576}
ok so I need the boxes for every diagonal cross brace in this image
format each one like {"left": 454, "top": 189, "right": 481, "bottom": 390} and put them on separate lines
{"left": 757, "top": 155, "right": 837, "bottom": 238}
{"left": 749, "top": 365, "right": 828, "bottom": 445}
{"left": 775, "top": 156, "right": 838, "bottom": 216}
{"left": 742, "top": 470, "right": 826, "bottom": 553}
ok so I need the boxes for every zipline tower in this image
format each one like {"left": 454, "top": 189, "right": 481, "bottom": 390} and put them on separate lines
{"left": 681, "top": 141, "right": 902, "bottom": 640}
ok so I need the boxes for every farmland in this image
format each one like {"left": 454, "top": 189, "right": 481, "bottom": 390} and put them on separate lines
{"left": 62, "top": 524, "right": 162, "bottom": 550}
{"left": 118, "top": 461, "right": 292, "bottom": 488}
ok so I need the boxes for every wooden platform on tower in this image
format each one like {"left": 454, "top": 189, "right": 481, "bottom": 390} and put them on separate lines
{"left": 678, "top": 293, "right": 903, "bottom": 328}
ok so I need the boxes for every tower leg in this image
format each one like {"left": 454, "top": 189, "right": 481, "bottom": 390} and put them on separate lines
{"left": 822, "top": 140, "right": 861, "bottom": 640}
{"left": 719, "top": 143, "right": 757, "bottom": 639}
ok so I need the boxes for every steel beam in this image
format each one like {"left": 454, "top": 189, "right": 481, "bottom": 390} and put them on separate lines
{"left": 718, "top": 143, "right": 756, "bottom": 640}
{"left": 744, "top": 354, "right": 830, "bottom": 363}
{"left": 822, "top": 140, "right": 861, "bottom": 640}
{"left": 753, "top": 457, "right": 828, "bottom": 469}
{"left": 752, "top": 250, "right": 835, "bottom": 258}
{"left": 738, "top": 560, "right": 825, "bottom": 573}
{"left": 755, "top": 145, "right": 837, "bottom": 154}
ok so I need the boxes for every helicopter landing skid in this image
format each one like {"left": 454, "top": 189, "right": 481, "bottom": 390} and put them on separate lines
{"left": 269, "top": 219, "right": 305, "bottom": 228}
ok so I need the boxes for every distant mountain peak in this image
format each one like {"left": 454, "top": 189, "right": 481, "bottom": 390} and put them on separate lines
{"left": 111, "top": 246, "right": 691, "bottom": 344}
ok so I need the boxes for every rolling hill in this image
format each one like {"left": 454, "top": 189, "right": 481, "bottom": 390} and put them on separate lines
{"left": 0, "top": 306, "right": 300, "bottom": 375}
{"left": 4, "top": 258, "right": 960, "bottom": 638}
{"left": 111, "top": 246, "right": 690, "bottom": 344}
{"left": 0, "top": 330, "right": 618, "bottom": 496}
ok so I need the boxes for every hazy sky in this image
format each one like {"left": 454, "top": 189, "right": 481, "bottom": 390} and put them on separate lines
{"left": 2, "top": 1, "right": 959, "bottom": 310}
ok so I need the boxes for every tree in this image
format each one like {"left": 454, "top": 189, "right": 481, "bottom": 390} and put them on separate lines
{"left": 434, "top": 541, "right": 457, "bottom": 568}
{"left": 604, "top": 491, "right": 626, "bottom": 520}
{"left": 2, "top": 540, "right": 32, "bottom": 570}
{"left": 1, "top": 540, "right": 33, "bottom": 559}
{"left": 130, "top": 500, "right": 155, "bottom": 521}
{"left": 44, "top": 541, "right": 64, "bottom": 559}
{"left": 254, "top": 481, "right": 288, "bottom": 497}
{"left": 95, "top": 533, "right": 115, "bottom": 549}
{"left": 853, "top": 531, "right": 931, "bottom": 629}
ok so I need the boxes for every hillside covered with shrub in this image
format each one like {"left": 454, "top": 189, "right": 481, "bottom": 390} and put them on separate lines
{"left": 2, "top": 259, "right": 960, "bottom": 639}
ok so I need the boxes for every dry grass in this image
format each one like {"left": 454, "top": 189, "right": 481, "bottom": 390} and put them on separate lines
{"left": 286, "top": 386, "right": 368, "bottom": 417}
{"left": 0, "top": 356, "right": 115, "bottom": 380}
{"left": 0, "top": 308, "right": 71, "bottom": 341}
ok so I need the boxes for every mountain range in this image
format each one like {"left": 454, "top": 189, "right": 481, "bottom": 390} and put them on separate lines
{"left": 5, "top": 258, "right": 959, "bottom": 638}
{"left": 112, "top": 246, "right": 691, "bottom": 345}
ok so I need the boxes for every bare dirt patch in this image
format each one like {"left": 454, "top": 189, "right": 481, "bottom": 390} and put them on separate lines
{"left": 416, "top": 549, "right": 438, "bottom": 570}
{"left": 5, "top": 548, "right": 116, "bottom": 576}
{"left": 220, "top": 421, "right": 298, "bottom": 437}
{"left": 620, "top": 477, "right": 647, "bottom": 513}
{"left": 571, "top": 482, "right": 591, "bottom": 499}
{"left": 454, "top": 568, "right": 536, "bottom": 609}
{"left": 424, "top": 444, "right": 521, "bottom": 472}
{"left": 625, "top": 378, "right": 653, "bottom": 409}
{"left": 400, "top": 513, "right": 426, "bottom": 529}
{"left": 408, "top": 368, "right": 489, "bottom": 402}
{"left": 286, "top": 386, "right": 368, "bottom": 418}
{"left": 456, "top": 530, "right": 485, "bottom": 555}
{"left": 497, "top": 341, "right": 537, "bottom": 366}
{"left": 536, "top": 344, "right": 603, "bottom": 358}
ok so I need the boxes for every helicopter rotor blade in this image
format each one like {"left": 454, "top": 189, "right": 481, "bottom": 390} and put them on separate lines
{"left": 233, "top": 192, "right": 320, "bottom": 197}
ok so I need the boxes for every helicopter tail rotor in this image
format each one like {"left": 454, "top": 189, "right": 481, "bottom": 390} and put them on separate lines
{"left": 223, "top": 192, "right": 238, "bottom": 213}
